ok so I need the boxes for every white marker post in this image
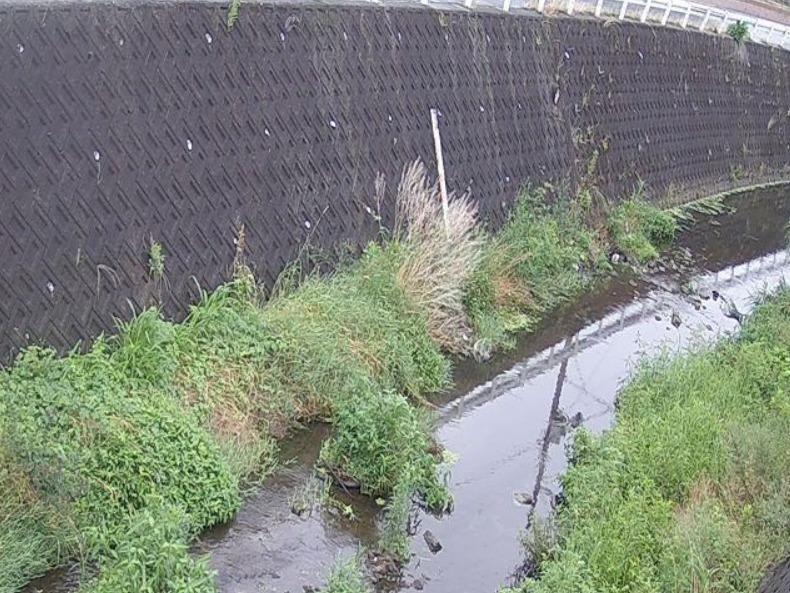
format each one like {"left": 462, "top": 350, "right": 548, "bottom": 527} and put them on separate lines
{"left": 430, "top": 108, "right": 450, "bottom": 237}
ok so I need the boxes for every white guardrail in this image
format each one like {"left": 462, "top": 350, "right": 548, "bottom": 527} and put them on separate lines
{"left": 446, "top": 0, "right": 790, "bottom": 50}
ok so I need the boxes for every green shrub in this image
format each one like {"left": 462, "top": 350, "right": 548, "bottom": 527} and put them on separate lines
{"left": 320, "top": 387, "right": 450, "bottom": 511}
{"left": 263, "top": 246, "right": 450, "bottom": 408}
{"left": 465, "top": 185, "right": 602, "bottom": 351}
{"left": 1, "top": 344, "right": 240, "bottom": 547}
{"left": 84, "top": 501, "right": 216, "bottom": 593}
{"left": 609, "top": 192, "right": 677, "bottom": 263}
{"left": 0, "top": 466, "right": 67, "bottom": 593}
{"left": 377, "top": 479, "right": 414, "bottom": 562}
{"left": 497, "top": 188, "right": 597, "bottom": 308}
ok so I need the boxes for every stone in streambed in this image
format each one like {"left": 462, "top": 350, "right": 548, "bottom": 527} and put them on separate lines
{"left": 514, "top": 492, "right": 534, "bottom": 506}
{"left": 423, "top": 530, "right": 442, "bottom": 554}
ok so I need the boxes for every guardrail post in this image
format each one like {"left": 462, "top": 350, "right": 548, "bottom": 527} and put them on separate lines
{"left": 595, "top": 0, "right": 604, "bottom": 16}
{"left": 619, "top": 0, "right": 629, "bottom": 19}
{"left": 681, "top": 4, "right": 691, "bottom": 27}
{"left": 700, "top": 8, "right": 710, "bottom": 30}
{"left": 661, "top": 0, "right": 672, "bottom": 24}
{"left": 640, "top": 0, "right": 651, "bottom": 22}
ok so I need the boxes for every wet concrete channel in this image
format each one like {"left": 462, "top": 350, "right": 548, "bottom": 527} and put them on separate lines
{"left": 26, "top": 186, "right": 790, "bottom": 593}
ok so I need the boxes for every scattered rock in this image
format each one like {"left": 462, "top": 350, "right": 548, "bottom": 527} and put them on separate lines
{"left": 569, "top": 411, "right": 584, "bottom": 428}
{"left": 706, "top": 324, "right": 714, "bottom": 331}
{"left": 610, "top": 251, "right": 627, "bottom": 264}
{"left": 367, "top": 551, "right": 400, "bottom": 582}
{"left": 473, "top": 339, "right": 493, "bottom": 363}
{"left": 628, "top": 279, "right": 638, "bottom": 288}
{"left": 514, "top": 492, "right": 534, "bottom": 506}
{"left": 320, "top": 462, "right": 361, "bottom": 490}
{"left": 712, "top": 290, "right": 720, "bottom": 301}
{"left": 680, "top": 283, "right": 694, "bottom": 296}
{"left": 427, "top": 438, "right": 445, "bottom": 457}
{"left": 303, "top": 586, "right": 318, "bottom": 593}
{"left": 693, "top": 301, "right": 701, "bottom": 311}
{"left": 423, "top": 530, "right": 442, "bottom": 554}
{"left": 721, "top": 296, "right": 744, "bottom": 324}
{"left": 413, "top": 579, "right": 424, "bottom": 591}
{"left": 655, "top": 315, "right": 662, "bottom": 322}
{"left": 698, "top": 288, "right": 712, "bottom": 300}
{"left": 552, "top": 491, "right": 567, "bottom": 509}
{"left": 671, "top": 310, "right": 682, "bottom": 328}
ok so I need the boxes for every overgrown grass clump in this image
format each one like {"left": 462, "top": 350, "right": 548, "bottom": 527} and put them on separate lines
{"left": 465, "top": 185, "right": 607, "bottom": 351}
{"left": 324, "top": 554, "right": 372, "bottom": 593}
{"left": 0, "top": 331, "right": 239, "bottom": 593}
{"left": 608, "top": 189, "right": 677, "bottom": 264}
{"left": 0, "top": 164, "right": 678, "bottom": 592}
{"left": 512, "top": 288, "right": 790, "bottom": 593}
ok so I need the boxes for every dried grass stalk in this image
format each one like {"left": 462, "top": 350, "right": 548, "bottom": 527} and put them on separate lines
{"left": 393, "top": 160, "right": 484, "bottom": 353}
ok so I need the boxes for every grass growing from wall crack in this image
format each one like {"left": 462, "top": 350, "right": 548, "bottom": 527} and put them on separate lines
{"left": 0, "top": 165, "right": 678, "bottom": 592}
{"left": 509, "top": 287, "right": 790, "bottom": 593}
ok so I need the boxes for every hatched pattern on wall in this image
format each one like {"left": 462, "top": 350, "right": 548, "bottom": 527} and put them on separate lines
{"left": 0, "top": 3, "right": 789, "bottom": 360}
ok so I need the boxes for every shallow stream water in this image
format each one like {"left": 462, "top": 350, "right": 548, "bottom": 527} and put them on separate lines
{"left": 26, "top": 186, "right": 790, "bottom": 593}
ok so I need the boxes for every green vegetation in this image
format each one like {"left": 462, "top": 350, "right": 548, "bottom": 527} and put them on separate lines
{"left": 148, "top": 239, "right": 166, "bottom": 280}
{"left": 727, "top": 20, "right": 750, "bottom": 43}
{"left": 226, "top": 0, "right": 241, "bottom": 29}
{"left": 730, "top": 164, "right": 747, "bottom": 182}
{"left": 510, "top": 287, "right": 790, "bottom": 593}
{"left": 608, "top": 190, "right": 678, "bottom": 264}
{"left": 465, "top": 184, "right": 606, "bottom": 352}
{"left": 84, "top": 502, "right": 217, "bottom": 593}
{"left": 324, "top": 554, "right": 372, "bottom": 593}
{"left": 465, "top": 182, "right": 674, "bottom": 352}
{"left": 0, "top": 162, "right": 679, "bottom": 592}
